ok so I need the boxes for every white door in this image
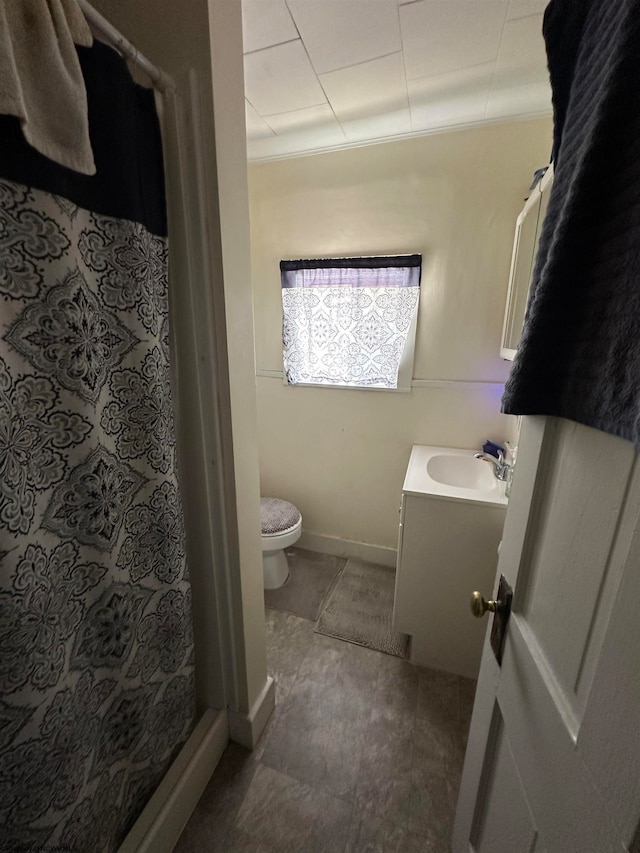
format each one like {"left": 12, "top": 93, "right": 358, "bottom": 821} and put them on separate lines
{"left": 453, "top": 416, "right": 640, "bottom": 853}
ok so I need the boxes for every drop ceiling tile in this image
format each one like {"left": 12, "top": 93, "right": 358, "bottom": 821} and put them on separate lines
{"left": 485, "top": 79, "right": 552, "bottom": 119}
{"left": 248, "top": 111, "right": 347, "bottom": 159}
{"left": 244, "top": 40, "right": 327, "bottom": 116}
{"left": 408, "top": 63, "right": 494, "bottom": 130}
{"left": 245, "top": 100, "right": 276, "bottom": 140}
{"left": 320, "top": 53, "right": 408, "bottom": 123}
{"left": 241, "top": 0, "right": 298, "bottom": 54}
{"left": 489, "top": 14, "right": 551, "bottom": 118}
{"left": 493, "top": 14, "right": 548, "bottom": 88}
{"left": 506, "top": 0, "right": 549, "bottom": 20}
{"left": 264, "top": 104, "right": 344, "bottom": 137}
{"left": 286, "top": 0, "right": 402, "bottom": 75}
{"left": 340, "top": 108, "right": 412, "bottom": 142}
{"left": 401, "top": 1, "right": 508, "bottom": 81}
{"left": 247, "top": 136, "right": 282, "bottom": 160}
{"left": 499, "top": 14, "right": 547, "bottom": 64}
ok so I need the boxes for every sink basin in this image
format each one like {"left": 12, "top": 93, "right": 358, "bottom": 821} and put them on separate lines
{"left": 426, "top": 453, "right": 496, "bottom": 491}
{"left": 402, "top": 445, "right": 507, "bottom": 507}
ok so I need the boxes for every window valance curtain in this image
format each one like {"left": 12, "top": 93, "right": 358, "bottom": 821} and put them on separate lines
{"left": 280, "top": 255, "right": 421, "bottom": 390}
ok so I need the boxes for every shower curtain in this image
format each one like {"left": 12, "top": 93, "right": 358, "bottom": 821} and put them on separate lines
{"left": 0, "top": 40, "right": 195, "bottom": 849}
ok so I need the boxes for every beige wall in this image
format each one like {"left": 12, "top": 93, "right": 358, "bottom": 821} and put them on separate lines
{"left": 249, "top": 118, "right": 552, "bottom": 549}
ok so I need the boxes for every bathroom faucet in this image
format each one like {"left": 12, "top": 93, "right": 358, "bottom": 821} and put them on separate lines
{"left": 474, "top": 450, "right": 511, "bottom": 482}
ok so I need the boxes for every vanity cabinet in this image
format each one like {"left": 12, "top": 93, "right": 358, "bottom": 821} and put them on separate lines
{"left": 393, "top": 447, "right": 507, "bottom": 679}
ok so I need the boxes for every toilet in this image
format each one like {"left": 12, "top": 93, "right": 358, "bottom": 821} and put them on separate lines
{"left": 260, "top": 497, "right": 302, "bottom": 589}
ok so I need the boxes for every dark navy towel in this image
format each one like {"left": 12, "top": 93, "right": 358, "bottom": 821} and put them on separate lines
{"left": 0, "top": 39, "right": 167, "bottom": 236}
{"left": 502, "top": 0, "right": 640, "bottom": 449}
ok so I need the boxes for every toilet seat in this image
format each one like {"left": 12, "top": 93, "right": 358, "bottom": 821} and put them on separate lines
{"left": 261, "top": 497, "right": 301, "bottom": 534}
{"left": 261, "top": 518, "right": 302, "bottom": 553}
{"left": 260, "top": 497, "right": 302, "bottom": 589}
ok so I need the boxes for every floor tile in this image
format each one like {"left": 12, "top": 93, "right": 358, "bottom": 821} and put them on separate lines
{"left": 173, "top": 813, "right": 229, "bottom": 853}
{"left": 406, "top": 765, "right": 458, "bottom": 841}
{"left": 252, "top": 701, "right": 280, "bottom": 764}
{"left": 261, "top": 633, "right": 379, "bottom": 799}
{"left": 295, "top": 631, "right": 344, "bottom": 688}
{"left": 260, "top": 681, "right": 361, "bottom": 799}
{"left": 336, "top": 637, "right": 383, "bottom": 692}
{"left": 418, "top": 667, "right": 464, "bottom": 722}
{"left": 345, "top": 805, "right": 404, "bottom": 852}
{"left": 265, "top": 609, "right": 316, "bottom": 706}
{"left": 177, "top": 552, "right": 470, "bottom": 853}
{"left": 221, "top": 826, "right": 279, "bottom": 853}
{"left": 355, "top": 781, "right": 416, "bottom": 836}
{"left": 175, "top": 821, "right": 278, "bottom": 853}
{"left": 201, "top": 742, "right": 258, "bottom": 809}
{"left": 346, "top": 806, "right": 444, "bottom": 853}
{"left": 356, "top": 668, "right": 460, "bottom": 837}
{"left": 372, "top": 655, "right": 420, "bottom": 733}
{"left": 413, "top": 715, "right": 458, "bottom": 775}
{"left": 236, "top": 763, "right": 353, "bottom": 853}
{"left": 330, "top": 638, "right": 382, "bottom": 724}
{"left": 354, "top": 730, "right": 415, "bottom": 829}
{"left": 174, "top": 742, "right": 259, "bottom": 852}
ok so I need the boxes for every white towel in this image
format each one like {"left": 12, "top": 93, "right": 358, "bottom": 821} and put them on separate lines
{"left": 0, "top": 0, "right": 96, "bottom": 174}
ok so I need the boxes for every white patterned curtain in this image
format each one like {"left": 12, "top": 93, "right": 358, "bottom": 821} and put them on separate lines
{"left": 281, "top": 256, "right": 421, "bottom": 389}
{"left": 0, "top": 41, "right": 194, "bottom": 851}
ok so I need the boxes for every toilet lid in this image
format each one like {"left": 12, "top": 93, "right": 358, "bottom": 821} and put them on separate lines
{"left": 260, "top": 497, "right": 301, "bottom": 535}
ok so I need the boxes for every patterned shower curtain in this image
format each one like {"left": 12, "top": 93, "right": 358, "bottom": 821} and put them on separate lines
{"left": 0, "top": 41, "right": 195, "bottom": 850}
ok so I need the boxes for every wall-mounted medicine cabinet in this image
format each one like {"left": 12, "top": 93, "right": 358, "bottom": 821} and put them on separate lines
{"left": 501, "top": 164, "right": 554, "bottom": 360}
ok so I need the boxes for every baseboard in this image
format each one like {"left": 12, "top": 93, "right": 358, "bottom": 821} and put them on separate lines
{"left": 298, "top": 530, "right": 397, "bottom": 568}
{"left": 119, "top": 708, "right": 228, "bottom": 853}
{"left": 228, "top": 675, "right": 275, "bottom": 750}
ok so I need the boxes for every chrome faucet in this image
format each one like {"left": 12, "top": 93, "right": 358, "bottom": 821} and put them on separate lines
{"left": 474, "top": 450, "right": 511, "bottom": 482}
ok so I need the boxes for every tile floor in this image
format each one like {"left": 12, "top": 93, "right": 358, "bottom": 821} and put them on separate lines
{"left": 175, "top": 604, "right": 475, "bottom": 853}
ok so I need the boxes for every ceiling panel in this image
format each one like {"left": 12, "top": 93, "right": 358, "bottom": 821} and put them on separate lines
{"left": 241, "top": 0, "right": 298, "bottom": 54}
{"left": 287, "top": 0, "right": 402, "bottom": 75}
{"left": 408, "top": 63, "right": 494, "bottom": 130}
{"left": 319, "top": 53, "right": 409, "bottom": 122}
{"left": 265, "top": 104, "right": 344, "bottom": 136}
{"left": 248, "top": 106, "right": 347, "bottom": 159}
{"left": 245, "top": 101, "right": 276, "bottom": 140}
{"left": 241, "top": 0, "right": 553, "bottom": 160}
{"left": 506, "top": 0, "right": 549, "bottom": 20}
{"left": 244, "top": 40, "right": 327, "bottom": 116}
{"left": 340, "top": 108, "right": 412, "bottom": 142}
{"left": 486, "top": 79, "right": 552, "bottom": 120}
{"left": 493, "top": 14, "right": 548, "bottom": 87}
{"left": 400, "top": 0, "right": 507, "bottom": 81}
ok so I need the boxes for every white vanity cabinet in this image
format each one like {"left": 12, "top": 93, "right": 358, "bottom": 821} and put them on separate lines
{"left": 393, "top": 446, "right": 507, "bottom": 679}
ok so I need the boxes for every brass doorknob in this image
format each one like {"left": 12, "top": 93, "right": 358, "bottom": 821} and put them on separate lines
{"left": 470, "top": 591, "right": 502, "bottom": 618}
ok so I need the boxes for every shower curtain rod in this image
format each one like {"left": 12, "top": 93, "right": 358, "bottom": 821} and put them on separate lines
{"left": 77, "top": 0, "right": 175, "bottom": 93}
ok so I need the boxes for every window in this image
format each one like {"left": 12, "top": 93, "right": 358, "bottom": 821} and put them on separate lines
{"left": 280, "top": 255, "right": 421, "bottom": 390}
